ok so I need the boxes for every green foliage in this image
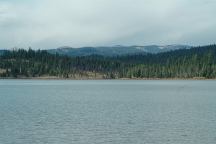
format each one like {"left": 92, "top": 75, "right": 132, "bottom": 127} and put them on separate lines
{"left": 0, "top": 45, "right": 216, "bottom": 79}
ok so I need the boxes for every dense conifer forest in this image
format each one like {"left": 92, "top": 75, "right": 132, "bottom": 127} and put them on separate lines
{"left": 0, "top": 45, "right": 216, "bottom": 79}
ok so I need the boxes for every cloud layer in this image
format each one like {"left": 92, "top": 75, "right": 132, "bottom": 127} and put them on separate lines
{"left": 0, "top": 0, "right": 216, "bottom": 49}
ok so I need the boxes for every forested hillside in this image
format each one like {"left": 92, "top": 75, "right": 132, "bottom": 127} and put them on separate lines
{"left": 0, "top": 45, "right": 216, "bottom": 79}
{"left": 47, "top": 45, "right": 189, "bottom": 57}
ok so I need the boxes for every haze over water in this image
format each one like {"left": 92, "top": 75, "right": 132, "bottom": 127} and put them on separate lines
{"left": 0, "top": 80, "right": 216, "bottom": 144}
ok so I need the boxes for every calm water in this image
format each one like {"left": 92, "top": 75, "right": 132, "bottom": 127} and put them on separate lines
{"left": 0, "top": 80, "right": 216, "bottom": 144}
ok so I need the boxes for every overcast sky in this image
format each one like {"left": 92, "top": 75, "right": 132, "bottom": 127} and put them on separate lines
{"left": 0, "top": 0, "right": 216, "bottom": 49}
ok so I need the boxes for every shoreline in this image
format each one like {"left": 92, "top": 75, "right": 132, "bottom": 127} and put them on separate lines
{"left": 0, "top": 77, "right": 215, "bottom": 80}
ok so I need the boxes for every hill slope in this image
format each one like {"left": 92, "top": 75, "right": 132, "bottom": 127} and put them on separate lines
{"left": 0, "top": 45, "right": 215, "bottom": 79}
{"left": 47, "top": 45, "right": 190, "bottom": 57}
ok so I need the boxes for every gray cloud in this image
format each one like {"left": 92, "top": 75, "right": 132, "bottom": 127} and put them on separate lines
{"left": 0, "top": 0, "right": 216, "bottom": 49}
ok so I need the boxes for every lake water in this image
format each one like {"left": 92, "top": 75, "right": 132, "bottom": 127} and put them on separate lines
{"left": 0, "top": 80, "right": 216, "bottom": 144}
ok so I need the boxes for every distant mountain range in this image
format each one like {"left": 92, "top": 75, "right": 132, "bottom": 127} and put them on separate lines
{"left": 0, "top": 50, "right": 7, "bottom": 56}
{"left": 0, "top": 45, "right": 190, "bottom": 57}
{"left": 1, "top": 45, "right": 216, "bottom": 79}
{"left": 47, "top": 45, "right": 190, "bottom": 57}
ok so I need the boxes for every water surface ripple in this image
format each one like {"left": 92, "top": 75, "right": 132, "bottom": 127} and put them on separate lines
{"left": 0, "top": 80, "right": 216, "bottom": 144}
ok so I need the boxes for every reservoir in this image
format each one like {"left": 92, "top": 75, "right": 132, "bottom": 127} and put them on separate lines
{"left": 0, "top": 80, "right": 216, "bottom": 144}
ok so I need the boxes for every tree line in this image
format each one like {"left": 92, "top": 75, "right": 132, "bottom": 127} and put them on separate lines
{"left": 0, "top": 45, "right": 216, "bottom": 79}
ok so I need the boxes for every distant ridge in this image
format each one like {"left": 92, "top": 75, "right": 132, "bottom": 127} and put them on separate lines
{"left": 0, "top": 50, "right": 8, "bottom": 56}
{"left": 47, "top": 45, "right": 190, "bottom": 57}
{"left": 1, "top": 45, "right": 216, "bottom": 79}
